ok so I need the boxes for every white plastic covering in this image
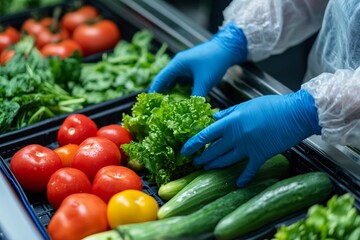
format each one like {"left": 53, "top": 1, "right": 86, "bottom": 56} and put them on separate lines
{"left": 222, "top": 0, "right": 328, "bottom": 62}
{"left": 223, "top": 0, "right": 360, "bottom": 148}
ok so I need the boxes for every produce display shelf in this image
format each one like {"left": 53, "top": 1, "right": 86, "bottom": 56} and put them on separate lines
{"left": 2, "top": 0, "right": 360, "bottom": 239}
{"left": 0, "top": 0, "right": 184, "bottom": 144}
{"left": 0, "top": 89, "right": 233, "bottom": 240}
{"left": 1, "top": 86, "right": 359, "bottom": 240}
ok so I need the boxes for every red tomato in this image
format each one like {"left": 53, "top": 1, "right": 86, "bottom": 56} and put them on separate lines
{"left": 48, "top": 193, "right": 108, "bottom": 240}
{"left": 21, "top": 17, "right": 53, "bottom": 37}
{"left": 72, "top": 19, "right": 120, "bottom": 56}
{"left": 0, "top": 26, "right": 20, "bottom": 53}
{"left": 0, "top": 49, "right": 15, "bottom": 65}
{"left": 96, "top": 124, "right": 133, "bottom": 164}
{"left": 92, "top": 165, "right": 142, "bottom": 203}
{"left": 10, "top": 144, "right": 62, "bottom": 192}
{"left": 54, "top": 143, "right": 79, "bottom": 167}
{"left": 57, "top": 114, "right": 98, "bottom": 146}
{"left": 35, "top": 26, "right": 69, "bottom": 49}
{"left": 71, "top": 137, "right": 121, "bottom": 181}
{"left": 41, "top": 39, "right": 82, "bottom": 59}
{"left": 61, "top": 5, "right": 99, "bottom": 33}
{"left": 47, "top": 167, "right": 92, "bottom": 209}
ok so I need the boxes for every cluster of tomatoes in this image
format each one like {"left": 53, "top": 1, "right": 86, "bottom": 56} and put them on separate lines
{"left": 0, "top": 4, "right": 121, "bottom": 64}
{"left": 9, "top": 113, "right": 158, "bottom": 240}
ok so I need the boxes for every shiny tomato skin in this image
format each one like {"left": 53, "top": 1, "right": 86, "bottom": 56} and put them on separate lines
{"left": 0, "top": 26, "right": 20, "bottom": 53}
{"left": 72, "top": 19, "right": 120, "bottom": 56}
{"left": 21, "top": 17, "right": 53, "bottom": 37}
{"left": 57, "top": 114, "right": 98, "bottom": 146}
{"left": 10, "top": 144, "right": 63, "bottom": 193}
{"left": 35, "top": 27, "right": 69, "bottom": 49}
{"left": 71, "top": 137, "right": 121, "bottom": 181}
{"left": 47, "top": 167, "right": 92, "bottom": 209}
{"left": 61, "top": 5, "right": 99, "bottom": 33}
{"left": 54, "top": 143, "right": 79, "bottom": 167}
{"left": 96, "top": 124, "right": 133, "bottom": 164}
{"left": 0, "top": 49, "right": 15, "bottom": 65}
{"left": 92, "top": 165, "right": 142, "bottom": 203}
{"left": 48, "top": 193, "right": 108, "bottom": 240}
{"left": 41, "top": 39, "right": 82, "bottom": 59}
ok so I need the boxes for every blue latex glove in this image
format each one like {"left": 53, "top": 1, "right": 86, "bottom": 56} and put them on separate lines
{"left": 181, "top": 89, "right": 322, "bottom": 187}
{"left": 149, "top": 22, "right": 248, "bottom": 97}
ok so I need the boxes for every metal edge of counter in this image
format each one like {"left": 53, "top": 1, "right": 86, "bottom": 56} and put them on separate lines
{"left": 0, "top": 168, "right": 45, "bottom": 240}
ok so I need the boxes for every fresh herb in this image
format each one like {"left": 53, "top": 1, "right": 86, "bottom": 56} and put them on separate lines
{"left": 0, "top": 0, "right": 63, "bottom": 16}
{"left": 274, "top": 193, "right": 360, "bottom": 240}
{"left": 0, "top": 38, "right": 85, "bottom": 134}
{"left": 72, "top": 29, "right": 171, "bottom": 104}
{"left": 121, "top": 88, "right": 216, "bottom": 186}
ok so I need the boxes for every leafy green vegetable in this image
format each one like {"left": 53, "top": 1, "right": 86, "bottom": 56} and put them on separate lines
{"left": 122, "top": 89, "right": 216, "bottom": 186}
{"left": 72, "top": 29, "right": 171, "bottom": 104}
{"left": 48, "top": 51, "right": 82, "bottom": 92}
{"left": 0, "top": 38, "right": 85, "bottom": 134}
{"left": 274, "top": 193, "right": 360, "bottom": 240}
{"left": 0, "top": 29, "right": 170, "bottom": 134}
{"left": 0, "top": 0, "right": 62, "bottom": 16}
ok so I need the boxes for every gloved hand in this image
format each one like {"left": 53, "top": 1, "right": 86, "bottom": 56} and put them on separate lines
{"left": 181, "top": 89, "right": 322, "bottom": 187}
{"left": 149, "top": 22, "right": 248, "bottom": 97}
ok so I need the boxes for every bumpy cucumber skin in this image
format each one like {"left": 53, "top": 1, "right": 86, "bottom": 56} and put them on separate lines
{"left": 117, "top": 179, "right": 279, "bottom": 240}
{"left": 157, "top": 154, "right": 290, "bottom": 219}
{"left": 214, "top": 171, "right": 333, "bottom": 240}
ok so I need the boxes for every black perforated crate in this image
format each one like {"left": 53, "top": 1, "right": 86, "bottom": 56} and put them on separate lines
{"left": 1, "top": 91, "right": 360, "bottom": 240}
{"left": 0, "top": 89, "right": 235, "bottom": 239}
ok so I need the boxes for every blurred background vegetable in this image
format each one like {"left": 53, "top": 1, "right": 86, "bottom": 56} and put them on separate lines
{"left": 71, "top": 30, "right": 171, "bottom": 104}
{"left": 0, "top": 0, "right": 63, "bottom": 16}
{"left": 0, "top": 37, "right": 85, "bottom": 134}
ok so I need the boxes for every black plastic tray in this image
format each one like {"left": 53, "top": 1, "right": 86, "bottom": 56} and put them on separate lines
{"left": 1, "top": 88, "right": 360, "bottom": 240}
{"left": 0, "top": 0, "right": 172, "bottom": 143}
{"left": 0, "top": 89, "right": 234, "bottom": 239}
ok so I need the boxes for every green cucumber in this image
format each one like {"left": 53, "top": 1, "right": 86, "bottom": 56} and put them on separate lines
{"left": 158, "top": 170, "right": 204, "bottom": 201}
{"left": 89, "top": 179, "right": 276, "bottom": 240}
{"left": 83, "top": 179, "right": 278, "bottom": 240}
{"left": 215, "top": 171, "right": 333, "bottom": 240}
{"left": 157, "top": 154, "right": 290, "bottom": 219}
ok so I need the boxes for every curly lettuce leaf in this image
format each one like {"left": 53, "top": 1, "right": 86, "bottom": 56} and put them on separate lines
{"left": 122, "top": 91, "right": 216, "bottom": 186}
{"left": 274, "top": 193, "right": 360, "bottom": 240}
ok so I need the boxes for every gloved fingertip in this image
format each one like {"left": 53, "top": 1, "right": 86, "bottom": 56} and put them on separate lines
{"left": 192, "top": 157, "right": 202, "bottom": 166}
{"left": 213, "top": 105, "right": 236, "bottom": 120}
{"left": 191, "top": 85, "right": 208, "bottom": 97}
{"left": 180, "top": 143, "right": 192, "bottom": 156}
{"left": 213, "top": 111, "right": 223, "bottom": 120}
{"left": 148, "top": 87, "right": 155, "bottom": 93}
{"left": 203, "top": 164, "right": 213, "bottom": 171}
{"left": 236, "top": 177, "right": 250, "bottom": 188}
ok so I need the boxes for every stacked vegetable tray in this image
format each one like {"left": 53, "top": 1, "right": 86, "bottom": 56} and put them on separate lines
{"left": 1, "top": 1, "right": 360, "bottom": 240}
{"left": 0, "top": 87, "right": 359, "bottom": 239}
{"left": 0, "top": 0, "right": 179, "bottom": 143}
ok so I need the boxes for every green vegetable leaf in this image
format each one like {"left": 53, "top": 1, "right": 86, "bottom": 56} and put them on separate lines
{"left": 274, "top": 193, "right": 360, "bottom": 240}
{"left": 121, "top": 89, "right": 216, "bottom": 186}
{"left": 76, "top": 29, "right": 170, "bottom": 104}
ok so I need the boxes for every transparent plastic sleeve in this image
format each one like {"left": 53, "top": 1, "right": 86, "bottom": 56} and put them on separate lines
{"left": 222, "top": 0, "right": 328, "bottom": 62}
{"left": 302, "top": 68, "right": 360, "bottom": 148}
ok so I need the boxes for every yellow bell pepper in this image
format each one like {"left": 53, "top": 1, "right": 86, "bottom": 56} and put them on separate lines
{"left": 107, "top": 189, "right": 159, "bottom": 229}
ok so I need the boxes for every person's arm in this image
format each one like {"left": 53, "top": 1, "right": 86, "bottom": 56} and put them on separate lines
{"left": 223, "top": 0, "right": 329, "bottom": 61}
{"left": 302, "top": 68, "right": 360, "bottom": 149}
